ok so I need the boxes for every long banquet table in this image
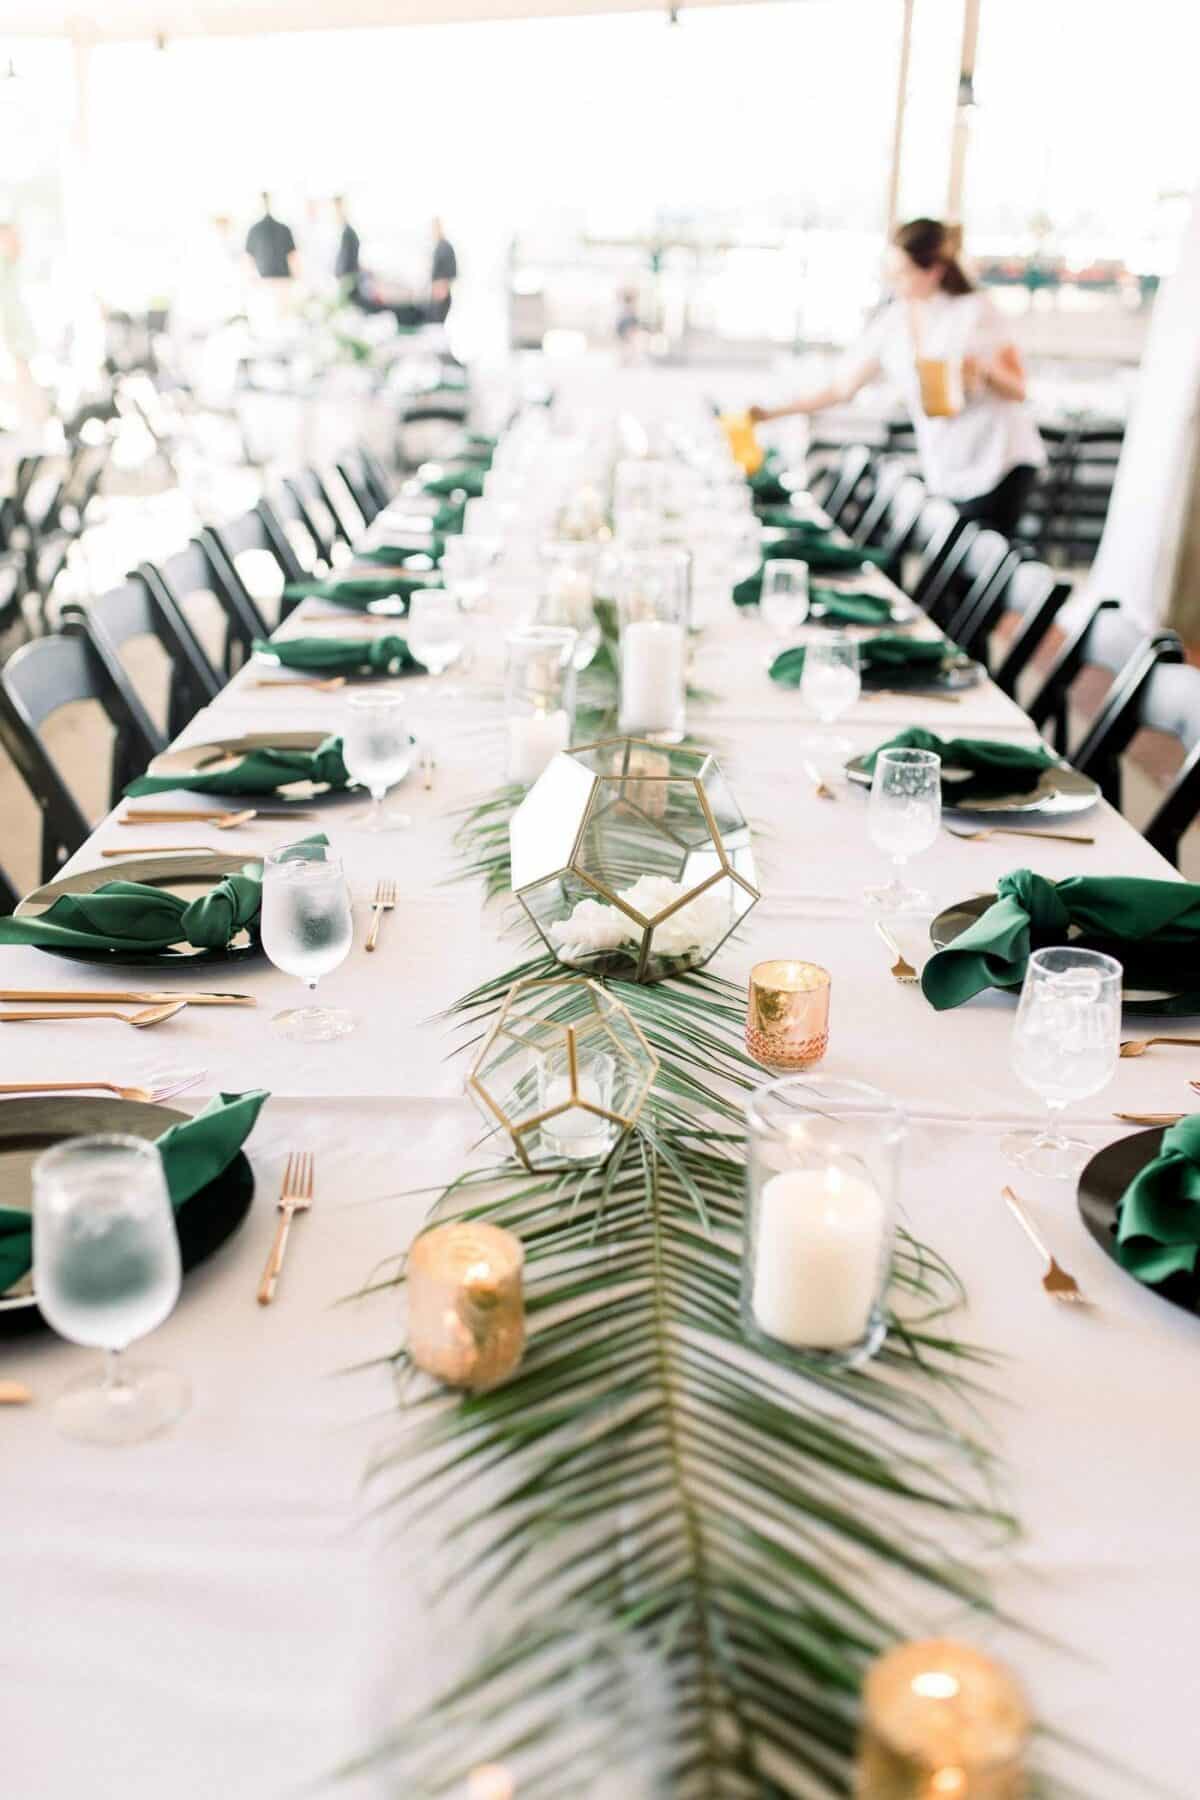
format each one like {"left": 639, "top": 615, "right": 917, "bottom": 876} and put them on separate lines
{"left": 3, "top": 478, "right": 1198, "bottom": 1799}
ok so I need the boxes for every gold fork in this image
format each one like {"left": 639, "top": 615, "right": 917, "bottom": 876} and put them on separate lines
{"left": 874, "top": 919, "right": 918, "bottom": 984}
{"left": 257, "top": 1150, "right": 314, "bottom": 1306}
{"left": 1001, "top": 1185, "right": 1091, "bottom": 1307}
{"left": 252, "top": 676, "right": 347, "bottom": 692}
{"left": 802, "top": 759, "right": 836, "bottom": 801}
{"left": 366, "top": 877, "right": 397, "bottom": 952}
{"left": 1119, "top": 1035, "right": 1200, "bottom": 1059}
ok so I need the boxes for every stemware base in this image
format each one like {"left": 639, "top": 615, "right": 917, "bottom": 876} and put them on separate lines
{"left": 55, "top": 1361, "right": 190, "bottom": 1446}
{"left": 1001, "top": 1128, "right": 1092, "bottom": 1181}
{"left": 348, "top": 802, "right": 412, "bottom": 832}
{"left": 864, "top": 878, "right": 933, "bottom": 916}
{"left": 273, "top": 1004, "right": 357, "bottom": 1043}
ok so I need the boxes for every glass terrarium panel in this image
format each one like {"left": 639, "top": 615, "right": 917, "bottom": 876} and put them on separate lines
{"left": 641, "top": 871, "right": 743, "bottom": 983}
{"left": 521, "top": 870, "right": 646, "bottom": 979}
{"left": 510, "top": 751, "right": 597, "bottom": 890}
{"left": 698, "top": 763, "right": 752, "bottom": 844}
{"left": 575, "top": 793, "right": 687, "bottom": 894}
{"left": 469, "top": 1034, "right": 543, "bottom": 1142}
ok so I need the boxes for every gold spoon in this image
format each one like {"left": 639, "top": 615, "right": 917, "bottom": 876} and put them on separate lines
{"left": 0, "top": 1001, "right": 188, "bottom": 1028}
{"left": 1118, "top": 1036, "right": 1200, "bottom": 1059}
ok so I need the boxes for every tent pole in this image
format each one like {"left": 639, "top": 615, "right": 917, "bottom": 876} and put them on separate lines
{"left": 946, "top": 0, "right": 981, "bottom": 223}
{"left": 884, "top": 0, "right": 914, "bottom": 238}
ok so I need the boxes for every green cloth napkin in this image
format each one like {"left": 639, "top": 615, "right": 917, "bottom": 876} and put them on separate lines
{"left": 0, "top": 837, "right": 326, "bottom": 956}
{"left": 421, "top": 465, "right": 485, "bottom": 499}
{"left": 755, "top": 509, "right": 836, "bottom": 534}
{"left": 1116, "top": 1116, "right": 1200, "bottom": 1288}
{"left": 283, "top": 572, "right": 435, "bottom": 610}
{"left": 864, "top": 727, "right": 1056, "bottom": 806}
{"left": 811, "top": 588, "right": 895, "bottom": 626}
{"left": 432, "top": 500, "right": 467, "bottom": 535}
{"left": 126, "top": 738, "right": 349, "bottom": 799}
{"left": 254, "top": 635, "right": 424, "bottom": 677}
{"left": 747, "top": 458, "right": 792, "bottom": 507}
{"left": 0, "top": 1089, "right": 269, "bottom": 1295}
{"left": 921, "top": 868, "right": 1200, "bottom": 1010}
{"left": 762, "top": 538, "right": 892, "bottom": 572}
{"left": 354, "top": 539, "right": 444, "bottom": 567}
{"left": 770, "top": 637, "right": 945, "bottom": 686}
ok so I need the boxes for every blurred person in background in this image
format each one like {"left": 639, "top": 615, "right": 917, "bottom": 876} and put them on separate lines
{"left": 333, "top": 196, "right": 362, "bottom": 296}
{"left": 245, "top": 193, "right": 298, "bottom": 283}
{"left": 0, "top": 223, "right": 47, "bottom": 430}
{"left": 750, "top": 218, "right": 1045, "bottom": 536}
{"left": 429, "top": 217, "right": 457, "bottom": 324}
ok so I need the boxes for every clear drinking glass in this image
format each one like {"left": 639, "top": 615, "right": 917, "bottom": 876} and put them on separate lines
{"left": 742, "top": 1076, "right": 904, "bottom": 1372}
{"left": 33, "top": 1133, "right": 188, "bottom": 1445}
{"left": 616, "top": 550, "right": 689, "bottom": 742}
{"left": 538, "top": 541, "right": 601, "bottom": 669}
{"left": 406, "top": 587, "right": 465, "bottom": 679}
{"left": 798, "top": 633, "right": 861, "bottom": 750}
{"left": 760, "top": 559, "right": 810, "bottom": 645}
{"left": 1004, "top": 946, "right": 1123, "bottom": 1178}
{"left": 260, "top": 841, "right": 355, "bottom": 1041}
{"left": 865, "top": 747, "right": 942, "bottom": 914}
{"left": 440, "top": 536, "right": 493, "bottom": 613}
{"left": 342, "top": 691, "right": 413, "bottom": 830}
{"left": 505, "top": 626, "right": 577, "bottom": 786}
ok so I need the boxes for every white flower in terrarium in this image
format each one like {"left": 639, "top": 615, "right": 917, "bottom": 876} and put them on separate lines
{"left": 547, "top": 875, "right": 732, "bottom": 961}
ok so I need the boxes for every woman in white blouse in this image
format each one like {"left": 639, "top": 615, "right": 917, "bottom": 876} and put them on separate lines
{"left": 751, "top": 218, "right": 1045, "bottom": 537}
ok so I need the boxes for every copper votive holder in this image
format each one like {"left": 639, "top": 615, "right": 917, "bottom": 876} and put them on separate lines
{"left": 856, "top": 1639, "right": 1030, "bottom": 1798}
{"left": 407, "top": 1220, "right": 525, "bottom": 1393}
{"left": 746, "top": 959, "right": 830, "bottom": 1069}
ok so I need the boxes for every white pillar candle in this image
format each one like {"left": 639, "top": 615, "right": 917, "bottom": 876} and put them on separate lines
{"left": 751, "top": 1166, "right": 885, "bottom": 1349}
{"left": 507, "top": 708, "right": 570, "bottom": 786}
{"left": 540, "top": 1072, "right": 615, "bottom": 1163}
{"left": 548, "top": 563, "right": 593, "bottom": 623}
{"left": 619, "top": 619, "right": 685, "bottom": 736}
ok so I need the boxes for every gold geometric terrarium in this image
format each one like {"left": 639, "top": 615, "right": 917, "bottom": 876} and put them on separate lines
{"left": 510, "top": 737, "right": 759, "bottom": 984}
{"left": 466, "top": 973, "right": 659, "bottom": 1172}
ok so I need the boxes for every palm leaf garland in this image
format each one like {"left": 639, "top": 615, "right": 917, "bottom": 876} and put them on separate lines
{"left": 357, "top": 765, "right": 1031, "bottom": 1794}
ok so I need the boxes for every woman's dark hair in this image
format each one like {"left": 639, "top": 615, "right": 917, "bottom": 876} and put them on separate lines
{"left": 893, "top": 217, "right": 974, "bottom": 296}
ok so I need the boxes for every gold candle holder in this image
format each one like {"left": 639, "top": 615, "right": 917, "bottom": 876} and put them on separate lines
{"left": 746, "top": 959, "right": 830, "bottom": 1069}
{"left": 856, "top": 1639, "right": 1030, "bottom": 1799}
{"left": 407, "top": 1221, "right": 525, "bottom": 1392}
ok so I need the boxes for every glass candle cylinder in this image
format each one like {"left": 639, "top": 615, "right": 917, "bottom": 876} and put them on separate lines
{"left": 505, "top": 626, "right": 577, "bottom": 787}
{"left": 536, "top": 1044, "right": 617, "bottom": 1164}
{"left": 616, "top": 550, "right": 689, "bottom": 742}
{"left": 407, "top": 1221, "right": 525, "bottom": 1392}
{"left": 856, "top": 1639, "right": 1031, "bottom": 1798}
{"left": 746, "top": 959, "right": 830, "bottom": 1069}
{"left": 537, "top": 541, "right": 601, "bottom": 670}
{"left": 741, "top": 1077, "right": 903, "bottom": 1370}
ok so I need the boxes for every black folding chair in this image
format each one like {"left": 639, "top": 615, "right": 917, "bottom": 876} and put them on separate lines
{"left": 335, "top": 448, "right": 382, "bottom": 529}
{"left": 923, "top": 526, "right": 1012, "bottom": 634}
{"left": 816, "top": 445, "right": 874, "bottom": 531}
{"left": 77, "top": 575, "right": 221, "bottom": 740}
{"left": 360, "top": 447, "right": 397, "bottom": 513}
{"left": 960, "top": 558, "right": 1072, "bottom": 689}
{"left": 198, "top": 507, "right": 294, "bottom": 653}
{"left": 860, "top": 473, "right": 927, "bottom": 574}
{"left": 902, "top": 496, "right": 964, "bottom": 608}
{"left": 0, "top": 620, "right": 164, "bottom": 879}
{"left": 0, "top": 862, "right": 16, "bottom": 914}
{"left": 1137, "top": 660, "right": 1200, "bottom": 866}
{"left": 257, "top": 490, "right": 325, "bottom": 585}
{"left": 1026, "top": 597, "right": 1160, "bottom": 758}
{"left": 282, "top": 469, "right": 340, "bottom": 567}
{"left": 851, "top": 460, "right": 914, "bottom": 548}
{"left": 140, "top": 539, "right": 259, "bottom": 681}
{"left": 1069, "top": 633, "right": 1191, "bottom": 821}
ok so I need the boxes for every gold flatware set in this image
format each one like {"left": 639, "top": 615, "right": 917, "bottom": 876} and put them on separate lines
{"left": 252, "top": 676, "right": 346, "bottom": 692}
{"left": 803, "top": 759, "right": 836, "bottom": 801}
{"left": 1001, "top": 1186, "right": 1091, "bottom": 1307}
{"left": 874, "top": 920, "right": 918, "bottom": 984}
{"left": 366, "top": 877, "right": 397, "bottom": 951}
{"left": 121, "top": 808, "right": 316, "bottom": 827}
{"left": 944, "top": 824, "right": 1095, "bottom": 845}
{"left": 257, "top": 1150, "right": 315, "bottom": 1306}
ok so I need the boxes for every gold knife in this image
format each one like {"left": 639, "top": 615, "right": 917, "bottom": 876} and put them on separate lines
{"left": 0, "top": 989, "right": 257, "bottom": 1007}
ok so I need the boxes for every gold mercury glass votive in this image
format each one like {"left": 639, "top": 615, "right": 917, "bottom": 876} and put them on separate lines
{"left": 746, "top": 959, "right": 831, "bottom": 1069}
{"left": 407, "top": 1221, "right": 525, "bottom": 1393}
{"left": 856, "top": 1639, "right": 1031, "bottom": 1799}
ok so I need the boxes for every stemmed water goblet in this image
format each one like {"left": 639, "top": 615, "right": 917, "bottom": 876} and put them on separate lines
{"left": 1004, "top": 947, "right": 1122, "bottom": 1178}
{"left": 407, "top": 588, "right": 466, "bottom": 684}
{"left": 33, "top": 1133, "right": 189, "bottom": 1445}
{"left": 260, "top": 840, "right": 355, "bottom": 1042}
{"left": 798, "top": 632, "right": 861, "bottom": 753}
{"left": 760, "top": 559, "right": 810, "bottom": 650}
{"left": 342, "top": 692, "right": 413, "bottom": 831}
{"left": 865, "top": 747, "right": 942, "bottom": 914}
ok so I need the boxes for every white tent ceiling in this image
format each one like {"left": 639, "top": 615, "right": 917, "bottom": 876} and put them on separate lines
{"left": 2, "top": 0, "right": 785, "bottom": 43}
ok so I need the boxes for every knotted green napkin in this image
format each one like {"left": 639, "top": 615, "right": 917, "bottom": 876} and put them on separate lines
{"left": 0, "top": 1089, "right": 269, "bottom": 1295}
{"left": 1116, "top": 1116, "right": 1200, "bottom": 1288}
{"left": 864, "top": 727, "right": 1056, "bottom": 806}
{"left": 254, "top": 636, "right": 424, "bottom": 677}
{"left": 771, "top": 636, "right": 945, "bottom": 686}
{"left": 421, "top": 465, "right": 485, "bottom": 499}
{"left": 432, "top": 500, "right": 467, "bottom": 535}
{"left": 762, "top": 539, "right": 892, "bottom": 572}
{"left": 354, "top": 539, "right": 444, "bottom": 567}
{"left": 126, "top": 738, "right": 349, "bottom": 799}
{"left": 747, "top": 457, "right": 792, "bottom": 507}
{"left": 811, "top": 588, "right": 895, "bottom": 626}
{"left": 921, "top": 868, "right": 1200, "bottom": 1010}
{"left": 283, "top": 572, "right": 435, "bottom": 610}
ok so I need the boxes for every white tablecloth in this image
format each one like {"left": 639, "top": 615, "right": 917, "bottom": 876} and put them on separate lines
{"left": 3, "top": 530, "right": 1197, "bottom": 1798}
